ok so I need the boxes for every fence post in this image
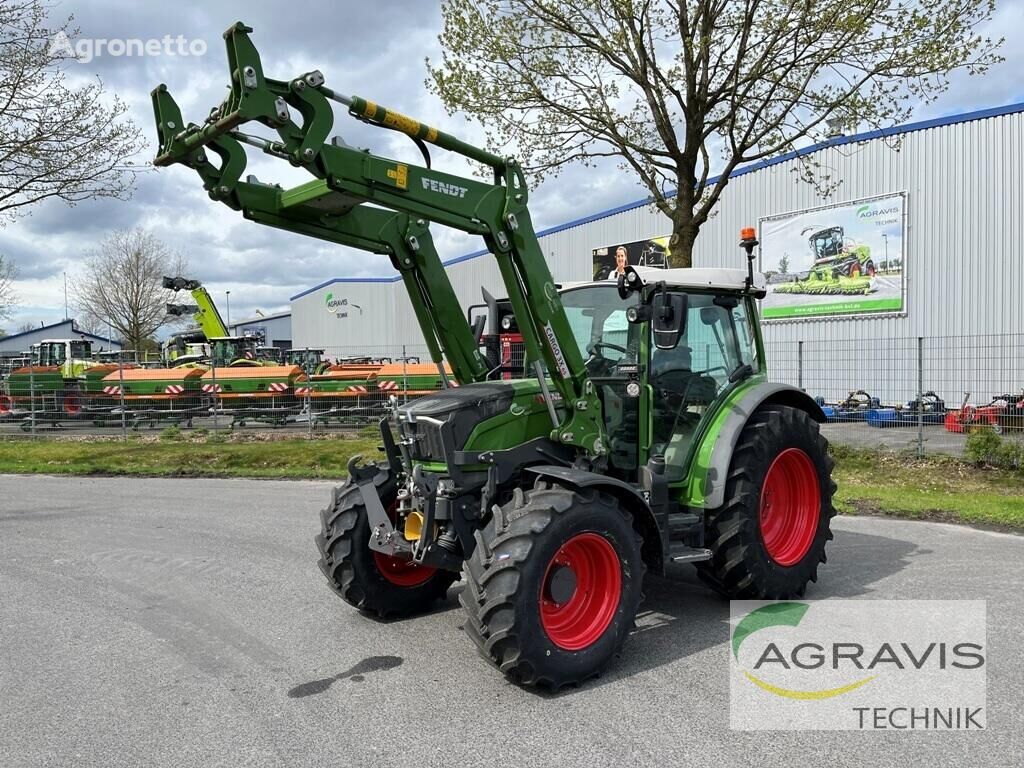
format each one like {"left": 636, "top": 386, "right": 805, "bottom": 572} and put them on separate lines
{"left": 118, "top": 351, "right": 127, "bottom": 441}
{"left": 211, "top": 359, "right": 219, "bottom": 430}
{"left": 917, "top": 336, "right": 924, "bottom": 458}
{"left": 306, "top": 359, "right": 313, "bottom": 439}
{"left": 29, "top": 363, "right": 36, "bottom": 437}
{"left": 797, "top": 340, "right": 804, "bottom": 391}
{"left": 402, "top": 344, "right": 408, "bottom": 405}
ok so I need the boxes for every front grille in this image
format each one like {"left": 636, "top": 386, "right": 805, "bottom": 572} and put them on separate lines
{"left": 400, "top": 417, "right": 446, "bottom": 463}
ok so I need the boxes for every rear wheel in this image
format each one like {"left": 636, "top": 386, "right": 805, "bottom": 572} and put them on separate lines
{"left": 699, "top": 406, "right": 836, "bottom": 598}
{"left": 0, "top": 395, "right": 11, "bottom": 415}
{"left": 462, "top": 483, "right": 644, "bottom": 689}
{"left": 315, "top": 470, "right": 457, "bottom": 617}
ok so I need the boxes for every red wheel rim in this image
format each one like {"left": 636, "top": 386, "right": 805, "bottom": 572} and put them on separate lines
{"left": 62, "top": 392, "right": 82, "bottom": 415}
{"left": 849, "top": 263, "right": 861, "bottom": 277}
{"left": 540, "top": 532, "right": 622, "bottom": 651}
{"left": 759, "top": 448, "right": 821, "bottom": 566}
{"left": 0, "top": 395, "right": 11, "bottom": 414}
{"left": 372, "top": 551, "right": 436, "bottom": 587}
{"left": 372, "top": 501, "right": 437, "bottom": 587}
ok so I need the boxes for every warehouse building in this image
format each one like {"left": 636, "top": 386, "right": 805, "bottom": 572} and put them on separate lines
{"left": 229, "top": 311, "right": 292, "bottom": 352}
{"left": 290, "top": 102, "right": 1024, "bottom": 403}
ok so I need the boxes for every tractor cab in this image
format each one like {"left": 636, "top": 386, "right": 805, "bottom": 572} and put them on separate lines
{"left": 286, "top": 348, "right": 327, "bottom": 374}
{"left": 807, "top": 226, "right": 846, "bottom": 262}
{"left": 209, "top": 336, "right": 261, "bottom": 367}
{"left": 256, "top": 345, "right": 283, "bottom": 364}
{"left": 37, "top": 339, "right": 92, "bottom": 368}
{"left": 552, "top": 269, "right": 762, "bottom": 482}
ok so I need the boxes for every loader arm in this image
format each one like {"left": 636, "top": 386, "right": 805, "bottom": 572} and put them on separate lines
{"left": 150, "top": 21, "right": 606, "bottom": 457}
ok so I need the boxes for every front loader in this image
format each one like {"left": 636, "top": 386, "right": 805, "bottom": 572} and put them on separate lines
{"left": 152, "top": 23, "right": 836, "bottom": 688}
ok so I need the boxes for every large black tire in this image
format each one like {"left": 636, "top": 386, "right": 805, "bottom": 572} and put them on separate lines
{"left": 315, "top": 470, "right": 458, "bottom": 618}
{"left": 699, "top": 406, "right": 836, "bottom": 599}
{"left": 462, "top": 482, "right": 644, "bottom": 689}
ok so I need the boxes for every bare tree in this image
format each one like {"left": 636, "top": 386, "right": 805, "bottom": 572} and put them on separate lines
{"left": 16, "top": 321, "right": 35, "bottom": 333}
{"left": 0, "top": 0, "right": 143, "bottom": 225}
{"left": 74, "top": 229, "right": 187, "bottom": 349}
{"left": 429, "top": 0, "right": 1003, "bottom": 266}
{"left": 0, "top": 253, "right": 17, "bottom": 320}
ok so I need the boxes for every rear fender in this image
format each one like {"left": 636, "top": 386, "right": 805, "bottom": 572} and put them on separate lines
{"left": 688, "top": 383, "right": 825, "bottom": 509}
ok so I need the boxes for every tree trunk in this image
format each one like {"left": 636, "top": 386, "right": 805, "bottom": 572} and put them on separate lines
{"left": 668, "top": 218, "right": 699, "bottom": 268}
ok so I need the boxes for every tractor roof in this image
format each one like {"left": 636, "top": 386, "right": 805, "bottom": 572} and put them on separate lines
{"left": 597, "top": 267, "right": 766, "bottom": 295}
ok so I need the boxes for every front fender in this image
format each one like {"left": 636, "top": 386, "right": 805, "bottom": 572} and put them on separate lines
{"left": 687, "top": 383, "right": 825, "bottom": 509}
{"left": 524, "top": 465, "right": 662, "bottom": 567}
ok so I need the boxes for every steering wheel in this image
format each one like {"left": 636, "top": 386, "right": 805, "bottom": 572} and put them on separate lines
{"left": 589, "top": 341, "right": 628, "bottom": 357}
{"left": 693, "top": 365, "right": 729, "bottom": 379}
{"left": 585, "top": 341, "right": 629, "bottom": 375}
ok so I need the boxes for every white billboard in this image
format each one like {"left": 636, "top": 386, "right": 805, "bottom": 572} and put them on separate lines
{"left": 759, "top": 193, "right": 906, "bottom": 320}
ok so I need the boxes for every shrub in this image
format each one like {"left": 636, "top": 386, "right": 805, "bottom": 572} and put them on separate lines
{"left": 965, "top": 430, "right": 1024, "bottom": 470}
{"left": 159, "top": 425, "right": 183, "bottom": 442}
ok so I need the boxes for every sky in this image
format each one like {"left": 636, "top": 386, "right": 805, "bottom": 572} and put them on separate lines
{"left": 2, "top": 0, "right": 1022, "bottom": 335}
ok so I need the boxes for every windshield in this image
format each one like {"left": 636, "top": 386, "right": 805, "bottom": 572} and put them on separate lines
{"left": 560, "top": 284, "right": 635, "bottom": 363}
{"left": 39, "top": 343, "right": 66, "bottom": 366}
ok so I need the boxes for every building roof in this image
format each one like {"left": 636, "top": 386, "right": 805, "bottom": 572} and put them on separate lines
{"left": 291, "top": 100, "right": 1024, "bottom": 301}
{"left": 231, "top": 311, "right": 291, "bottom": 327}
{"left": 0, "top": 319, "right": 121, "bottom": 347}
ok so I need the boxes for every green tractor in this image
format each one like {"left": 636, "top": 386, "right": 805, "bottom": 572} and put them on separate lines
{"left": 153, "top": 24, "right": 836, "bottom": 688}
{"left": 286, "top": 348, "right": 330, "bottom": 375}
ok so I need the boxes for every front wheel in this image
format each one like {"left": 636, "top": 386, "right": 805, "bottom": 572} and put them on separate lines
{"left": 462, "top": 483, "right": 644, "bottom": 689}
{"left": 315, "top": 471, "right": 457, "bottom": 618}
{"left": 699, "top": 406, "right": 836, "bottom": 599}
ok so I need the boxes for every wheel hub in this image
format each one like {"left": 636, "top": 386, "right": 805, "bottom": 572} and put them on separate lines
{"left": 545, "top": 563, "right": 577, "bottom": 605}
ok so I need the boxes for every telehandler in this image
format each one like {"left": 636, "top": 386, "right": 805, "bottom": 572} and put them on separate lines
{"left": 152, "top": 23, "right": 836, "bottom": 688}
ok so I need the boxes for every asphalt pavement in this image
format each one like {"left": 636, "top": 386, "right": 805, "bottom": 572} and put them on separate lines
{"left": 1, "top": 475, "right": 1021, "bottom": 767}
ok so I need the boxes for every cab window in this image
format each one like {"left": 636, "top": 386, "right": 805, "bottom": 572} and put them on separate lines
{"left": 650, "top": 293, "right": 757, "bottom": 481}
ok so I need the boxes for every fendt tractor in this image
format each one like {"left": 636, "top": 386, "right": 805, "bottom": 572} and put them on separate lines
{"left": 153, "top": 23, "right": 836, "bottom": 688}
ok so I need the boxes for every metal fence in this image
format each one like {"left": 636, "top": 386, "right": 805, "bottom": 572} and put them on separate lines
{"left": 2, "top": 336, "right": 1022, "bottom": 458}
{"left": 765, "top": 333, "right": 1024, "bottom": 457}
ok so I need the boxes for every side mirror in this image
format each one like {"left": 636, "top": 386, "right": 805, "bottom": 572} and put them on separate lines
{"left": 652, "top": 290, "right": 687, "bottom": 350}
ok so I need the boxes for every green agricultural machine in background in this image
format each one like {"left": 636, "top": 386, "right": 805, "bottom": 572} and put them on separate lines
{"left": 153, "top": 23, "right": 836, "bottom": 688}
{"left": 0, "top": 338, "right": 121, "bottom": 418}
{"left": 775, "top": 225, "right": 875, "bottom": 296}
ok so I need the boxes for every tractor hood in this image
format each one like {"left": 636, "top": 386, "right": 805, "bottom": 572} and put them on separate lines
{"left": 398, "top": 379, "right": 558, "bottom": 462}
